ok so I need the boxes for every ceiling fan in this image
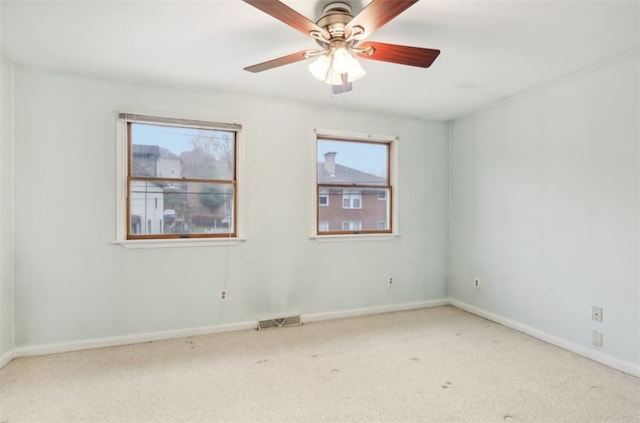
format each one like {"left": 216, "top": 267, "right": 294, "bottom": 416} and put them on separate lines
{"left": 243, "top": 0, "right": 440, "bottom": 94}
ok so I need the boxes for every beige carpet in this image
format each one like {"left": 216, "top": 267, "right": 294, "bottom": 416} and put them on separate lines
{"left": 1, "top": 306, "right": 639, "bottom": 422}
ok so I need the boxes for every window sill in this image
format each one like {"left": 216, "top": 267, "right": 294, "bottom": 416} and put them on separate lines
{"left": 113, "top": 237, "right": 247, "bottom": 249}
{"left": 309, "top": 233, "right": 400, "bottom": 242}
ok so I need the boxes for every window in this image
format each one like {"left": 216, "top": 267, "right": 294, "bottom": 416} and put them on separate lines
{"left": 342, "top": 190, "right": 362, "bottom": 209}
{"left": 316, "top": 135, "right": 392, "bottom": 235}
{"left": 319, "top": 188, "right": 329, "bottom": 206}
{"left": 342, "top": 221, "right": 362, "bottom": 231}
{"left": 118, "top": 112, "right": 240, "bottom": 241}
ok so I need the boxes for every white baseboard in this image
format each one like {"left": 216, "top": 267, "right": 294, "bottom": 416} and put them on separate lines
{"left": 0, "top": 299, "right": 449, "bottom": 368}
{"left": 302, "top": 299, "right": 450, "bottom": 323}
{"left": 449, "top": 299, "right": 640, "bottom": 378}
{"left": 1, "top": 300, "right": 449, "bottom": 367}
{"left": 4, "top": 298, "right": 637, "bottom": 379}
{"left": 10, "top": 320, "right": 257, "bottom": 363}
{"left": 1, "top": 349, "right": 18, "bottom": 368}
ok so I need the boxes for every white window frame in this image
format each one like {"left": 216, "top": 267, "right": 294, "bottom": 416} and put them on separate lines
{"left": 114, "top": 109, "right": 246, "bottom": 248}
{"left": 310, "top": 128, "right": 399, "bottom": 241}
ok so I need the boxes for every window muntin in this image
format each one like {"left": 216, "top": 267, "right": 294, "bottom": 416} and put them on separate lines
{"left": 316, "top": 138, "right": 392, "bottom": 235}
{"left": 126, "top": 121, "right": 237, "bottom": 239}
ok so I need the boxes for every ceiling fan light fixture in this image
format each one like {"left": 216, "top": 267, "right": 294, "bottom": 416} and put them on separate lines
{"left": 308, "top": 46, "right": 366, "bottom": 86}
{"left": 323, "top": 63, "right": 365, "bottom": 85}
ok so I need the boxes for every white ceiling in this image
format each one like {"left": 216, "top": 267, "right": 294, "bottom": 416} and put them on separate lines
{"left": 1, "top": 0, "right": 638, "bottom": 121}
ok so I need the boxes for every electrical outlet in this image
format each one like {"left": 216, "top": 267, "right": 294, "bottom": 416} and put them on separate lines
{"left": 220, "top": 289, "right": 228, "bottom": 301}
{"left": 388, "top": 277, "right": 393, "bottom": 286}
{"left": 592, "top": 306, "right": 603, "bottom": 322}
{"left": 592, "top": 330, "right": 603, "bottom": 347}
{"left": 474, "top": 278, "right": 480, "bottom": 288}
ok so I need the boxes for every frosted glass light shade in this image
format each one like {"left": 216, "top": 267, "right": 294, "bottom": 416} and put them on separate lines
{"left": 324, "top": 67, "right": 345, "bottom": 85}
{"left": 332, "top": 47, "right": 352, "bottom": 74}
{"left": 308, "top": 48, "right": 366, "bottom": 85}
{"left": 344, "top": 58, "right": 366, "bottom": 82}
{"left": 308, "top": 54, "right": 331, "bottom": 80}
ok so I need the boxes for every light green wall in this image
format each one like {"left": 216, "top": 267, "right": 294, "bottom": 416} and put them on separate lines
{"left": 11, "top": 66, "right": 450, "bottom": 347}
{"left": 0, "top": 55, "right": 15, "bottom": 361}
{"left": 449, "top": 52, "right": 639, "bottom": 367}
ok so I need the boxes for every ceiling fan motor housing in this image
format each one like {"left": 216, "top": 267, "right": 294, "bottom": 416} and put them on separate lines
{"left": 317, "top": 2, "right": 353, "bottom": 39}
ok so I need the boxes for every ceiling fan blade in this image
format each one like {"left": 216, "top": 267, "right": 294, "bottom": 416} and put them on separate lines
{"left": 357, "top": 41, "right": 440, "bottom": 68}
{"left": 244, "top": 50, "right": 309, "bottom": 73}
{"left": 243, "top": 0, "right": 329, "bottom": 39}
{"left": 345, "top": 0, "right": 419, "bottom": 38}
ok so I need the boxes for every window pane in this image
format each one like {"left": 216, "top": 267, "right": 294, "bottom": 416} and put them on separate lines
{"left": 318, "top": 187, "right": 389, "bottom": 232}
{"left": 131, "top": 123, "right": 234, "bottom": 180}
{"left": 317, "top": 139, "right": 387, "bottom": 185}
{"left": 129, "top": 181, "right": 234, "bottom": 236}
{"left": 316, "top": 136, "right": 392, "bottom": 235}
{"left": 319, "top": 188, "right": 329, "bottom": 206}
{"left": 342, "top": 221, "right": 362, "bottom": 231}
